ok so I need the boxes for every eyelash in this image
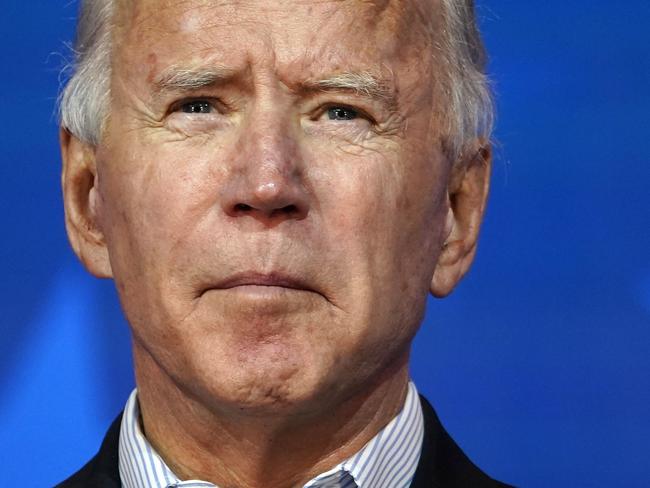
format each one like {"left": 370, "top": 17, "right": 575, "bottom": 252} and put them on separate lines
{"left": 181, "top": 101, "right": 213, "bottom": 114}
{"left": 169, "top": 98, "right": 375, "bottom": 125}
{"left": 169, "top": 98, "right": 221, "bottom": 116}
{"left": 316, "top": 104, "right": 375, "bottom": 124}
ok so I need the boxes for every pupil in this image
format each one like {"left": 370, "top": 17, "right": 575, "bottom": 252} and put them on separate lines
{"left": 184, "top": 102, "right": 210, "bottom": 114}
{"left": 329, "top": 107, "right": 357, "bottom": 120}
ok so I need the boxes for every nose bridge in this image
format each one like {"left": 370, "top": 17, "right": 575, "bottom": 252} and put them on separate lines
{"left": 241, "top": 97, "right": 301, "bottom": 193}
{"left": 223, "top": 93, "right": 309, "bottom": 224}
{"left": 247, "top": 114, "right": 295, "bottom": 180}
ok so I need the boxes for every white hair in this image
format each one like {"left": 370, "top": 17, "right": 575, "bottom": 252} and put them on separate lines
{"left": 59, "top": 0, "right": 493, "bottom": 159}
{"left": 59, "top": 0, "right": 114, "bottom": 146}
{"left": 439, "top": 0, "right": 494, "bottom": 159}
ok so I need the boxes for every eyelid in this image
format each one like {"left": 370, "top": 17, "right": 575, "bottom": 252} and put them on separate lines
{"left": 314, "top": 102, "right": 376, "bottom": 124}
{"left": 168, "top": 97, "right": 224, "bottom": 115}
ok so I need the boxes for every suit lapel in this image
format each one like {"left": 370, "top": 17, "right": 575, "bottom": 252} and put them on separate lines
{"left": 55, "top": 413, "right": 122, "bottom": 487}
{"left": 411, "top": 395, "right": 513, "bottom": 487}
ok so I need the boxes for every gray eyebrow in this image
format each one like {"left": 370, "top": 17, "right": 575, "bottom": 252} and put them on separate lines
{"left": 302, "top": 71, "right": 396, "bottom": 105}
{"left": 153, "top": 65, "right": 237, "bottom": 92}
{"left": 153, "top": 66, "right": 397, "bottom": 107}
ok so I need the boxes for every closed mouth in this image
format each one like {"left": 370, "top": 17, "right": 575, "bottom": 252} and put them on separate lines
{"left": 213, "top": 272, "right": 314, "bottom": 292}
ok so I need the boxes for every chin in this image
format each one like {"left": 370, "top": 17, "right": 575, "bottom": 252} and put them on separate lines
{"left": 183, "top": 337, "right": 334, "bottom": 416}
{"left": 199, "top": 375, "right": 333, "bottom": 418}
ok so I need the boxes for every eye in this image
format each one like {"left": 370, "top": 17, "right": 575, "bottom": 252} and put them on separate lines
{"left": 179, "top": 100, "right": 214, "bottom": 114}
{"left": 327, "top": 106, "right": 359, "bottom": 121}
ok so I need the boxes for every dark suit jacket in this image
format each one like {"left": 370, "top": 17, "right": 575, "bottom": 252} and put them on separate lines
{"left": 56, "top": 396, "right": 513, "bottom": 487}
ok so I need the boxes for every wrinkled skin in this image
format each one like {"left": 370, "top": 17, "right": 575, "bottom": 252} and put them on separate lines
{"left": 101, "top": 0, "right": 447, "bottom": 412}
{"left": 61, "top": 0, "right": 490, "bottom": 485}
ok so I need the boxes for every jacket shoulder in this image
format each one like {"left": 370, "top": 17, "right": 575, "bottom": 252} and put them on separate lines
{"left": 411, "top": 395, "right": 515, "bottom": 488}
{"left": 55, "top": 414, "right": 123, "bottom": 488}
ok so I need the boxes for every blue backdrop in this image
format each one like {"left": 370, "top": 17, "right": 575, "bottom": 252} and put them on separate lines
{"left": 1, "top": 1, "right": 649, "bottom": 486}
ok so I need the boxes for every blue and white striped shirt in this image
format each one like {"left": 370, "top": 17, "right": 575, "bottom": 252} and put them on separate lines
{"left": 118, "top": 382, "right": 424, "bottom": 488}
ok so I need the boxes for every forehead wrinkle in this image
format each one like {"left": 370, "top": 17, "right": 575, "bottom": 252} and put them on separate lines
{"left": 114, "top": 0, "right": 438, "bottom": 98}
{"left": 114, "top": 0, "right": 228, "bottom": 48}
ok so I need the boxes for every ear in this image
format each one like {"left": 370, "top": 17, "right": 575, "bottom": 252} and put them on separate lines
{"left": 430, "top": 141, "right": 491, "bottom": 297}
{"left": 60, "top": 128, "right": 113, "bottom": 278}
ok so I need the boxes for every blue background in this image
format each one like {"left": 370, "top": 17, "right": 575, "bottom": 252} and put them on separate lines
{"left": 1, "top": 1, "right": 649, "bottom": 486}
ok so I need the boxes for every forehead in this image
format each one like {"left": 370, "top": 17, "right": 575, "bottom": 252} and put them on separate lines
{"left": 113, "top": 0, "right": 441, "bottom": 83}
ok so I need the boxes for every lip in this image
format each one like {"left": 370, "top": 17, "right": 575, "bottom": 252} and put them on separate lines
{"left": 212, "top": 272, "right": 314, "bottom": 292}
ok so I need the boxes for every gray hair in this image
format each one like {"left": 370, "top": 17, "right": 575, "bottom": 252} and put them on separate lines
{"left": 59, "top": 0, "right": 113, "bottom": 146}
{"left": 440, "top": 0, "right": 494, "bottom": 159}
{"left": 59, "top": 0, "right": 493, "bottom": 159}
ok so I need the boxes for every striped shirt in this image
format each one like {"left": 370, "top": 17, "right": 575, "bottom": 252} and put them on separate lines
{"left": 118, "top": 382, "right": 424, "bottom": 488}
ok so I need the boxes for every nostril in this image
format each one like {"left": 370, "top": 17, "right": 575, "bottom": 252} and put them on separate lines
{"left": 280, "top": 204, "right": 298, "bottom": 215}
{"left": 234, "top": 203, "right": 252, "bottom": 212}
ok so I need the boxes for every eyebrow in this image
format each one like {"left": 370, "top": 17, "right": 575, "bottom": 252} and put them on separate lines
{"left": 153, "top": 65, "right": 237, "bottom": 93}
{"left": 153, "top": 66, "right": 397, "bottom": 107}
{"left": 301, "top": 71, "right": 397, "bottom": 106}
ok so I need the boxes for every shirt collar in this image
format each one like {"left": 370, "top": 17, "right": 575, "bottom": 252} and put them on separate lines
{"left": 118, "top": 382, "right": 423, "bottom": 488}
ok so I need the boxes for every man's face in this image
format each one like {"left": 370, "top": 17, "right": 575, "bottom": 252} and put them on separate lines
{"left": 89, "top": 0, "right": 454, "bottom": 412}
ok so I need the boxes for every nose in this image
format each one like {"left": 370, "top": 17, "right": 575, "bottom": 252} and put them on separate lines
{"left": 221, "top": 115, "right": 309, "bottom": 226}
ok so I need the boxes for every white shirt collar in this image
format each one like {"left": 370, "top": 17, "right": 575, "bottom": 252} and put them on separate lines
{"left": 118, "top": 382, "right": 423, "bottom": 488}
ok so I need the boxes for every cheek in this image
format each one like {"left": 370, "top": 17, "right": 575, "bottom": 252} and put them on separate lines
{"left": 97, "top": 142, "right": 220, "bottom": 295}
{"left": 312, "top": 146, "right": 442, "bottom": 252}
{"left": 107, "top": 140, "right": 215, "bottom": 225}
{"left": 304, "top": 142, "right": 445, "bottom": 312}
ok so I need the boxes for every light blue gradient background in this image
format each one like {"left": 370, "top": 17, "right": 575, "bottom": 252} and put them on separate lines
{"left": 1, "top": 1, "right": 648, "bottom": 486}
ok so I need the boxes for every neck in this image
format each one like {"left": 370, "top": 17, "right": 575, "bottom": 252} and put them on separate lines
{"left": 132, "top": 342, "right": 411, "bottom": 488}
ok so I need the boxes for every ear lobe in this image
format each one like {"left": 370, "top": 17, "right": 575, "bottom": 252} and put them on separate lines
{"left": 430, "top": 142, "right": 491, "bottom": 298}
{"left": 60, "top": 128, "right": 113, "bottom": 278}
